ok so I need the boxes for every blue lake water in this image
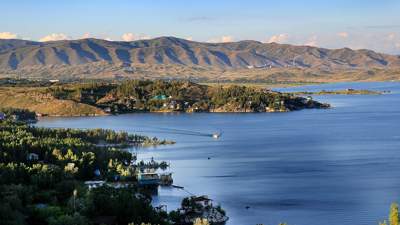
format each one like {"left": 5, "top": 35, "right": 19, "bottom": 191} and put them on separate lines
{"left": 36, "top": 82, "right": 400, "bottom": 225}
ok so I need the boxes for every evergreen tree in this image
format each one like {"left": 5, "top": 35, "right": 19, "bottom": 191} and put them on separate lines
{"left": 390, "top": 203, "right": 399, "bottom": 225}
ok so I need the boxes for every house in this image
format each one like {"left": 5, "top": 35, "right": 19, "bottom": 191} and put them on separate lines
{"left": 0, "top": 112, "right": 5, "bottom": 120}
{"left": 136, "top": 170, "right": 160, "bottom": 186}
{"left": 192, "top": 195, "right": 211, "bottom": 207}
{"left": 27, "top": 153, "right": 39, "bottom": 161}
{"left": 169, "top": 100, "right": 177, "bottom": 109}
{"left": 104, "top": 107, "right": 112, "bottom": 113}
{"left": 84, "top": 180, "right": 106, "bottom": 190}
{"left": 152, "top": 95, "right": 167, "bottom": 100}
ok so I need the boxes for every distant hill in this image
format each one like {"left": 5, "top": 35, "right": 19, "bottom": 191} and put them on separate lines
{"left": 0, "top": 36, "right": 400, "bottom": 81}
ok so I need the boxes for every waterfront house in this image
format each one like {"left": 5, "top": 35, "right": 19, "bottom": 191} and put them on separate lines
{"left": 178, "top": 195, "right": 229, "bottom": 225}
{"left": 192, "top": 195, "right": 211, "bottom": 208}
{"left": 104, "top": 107, "right": 112, "bottom": 113}
{"left": 169, "top": 100, "right": 177, "bottom": 109}
{"left": 84, "top": 180, "right": 106, "bottom": 190}
{"left": 136, "top": 170, "right": 160, "bottom": 186}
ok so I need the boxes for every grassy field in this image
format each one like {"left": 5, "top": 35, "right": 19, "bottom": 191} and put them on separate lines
{"left": 200, "top": 81, "right": 325, "bottom": 89}
{"left": 0, "top": 87, "right": 106, "bottom": 116}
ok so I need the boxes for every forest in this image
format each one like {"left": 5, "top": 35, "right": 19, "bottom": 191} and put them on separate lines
{"left": 0, "top": 111, "right": 177, "bottom": 225}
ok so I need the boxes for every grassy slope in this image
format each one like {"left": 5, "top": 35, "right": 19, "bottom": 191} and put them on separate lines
{"left": 0, "top": 87, "right": 106, "bottom": 116}
{"left": 2, "top": 62, "right": 400, "bottom": 82}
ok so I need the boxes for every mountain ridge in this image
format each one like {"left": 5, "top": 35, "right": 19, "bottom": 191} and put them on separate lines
{"left": 1, "top": 36, "right": 400, "bottom": 81}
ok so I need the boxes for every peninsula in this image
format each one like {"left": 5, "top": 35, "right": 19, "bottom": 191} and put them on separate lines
{"left": 0, "top": 79, "right": 330, "bottom": 116}
{"left": 292, "top": 89, "right": 387, "bottom": 96}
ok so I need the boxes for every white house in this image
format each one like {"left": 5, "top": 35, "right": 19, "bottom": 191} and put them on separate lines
{"left": 84, "top": 181, "right": 106, "bottom": 190}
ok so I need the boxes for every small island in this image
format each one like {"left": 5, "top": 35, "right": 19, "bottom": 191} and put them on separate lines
{"left": 292, "top": 88, "right": 388, "bottom": 96}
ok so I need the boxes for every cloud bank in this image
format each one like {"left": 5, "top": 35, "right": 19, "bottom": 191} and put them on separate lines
{"left": 39, "top": 33, "right": 70, "bottom": 42}
{"left": 208, "top": 36, "right": 234, "bottom": 43}
{"left": 0, "top": 32, "right": 18, "bottom": 39}
{"left": 121, "top": 33, "right": 151, "bottom": 42}
{"left": 267, "top": 34, "right": 289, "bottom": 43}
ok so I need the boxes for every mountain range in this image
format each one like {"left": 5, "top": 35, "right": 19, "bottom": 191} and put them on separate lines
{"left": 1, "top": 36, "right": 399, "bottom": 81}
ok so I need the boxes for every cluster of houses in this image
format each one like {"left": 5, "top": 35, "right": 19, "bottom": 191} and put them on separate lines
{"left": 152, "top": 94, "right": 186, "bottom": 111}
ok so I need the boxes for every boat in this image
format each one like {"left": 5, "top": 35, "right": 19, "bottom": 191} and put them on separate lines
{"left": 212, "top": 132, "right": 221, "bottom": 139}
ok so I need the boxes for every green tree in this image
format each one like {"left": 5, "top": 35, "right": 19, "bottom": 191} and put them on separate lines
{"left": 47, "top": 213, "right": 88, "bottom": 225}
{"left": 390, "top": 203, "right": 399, "bottom": 225}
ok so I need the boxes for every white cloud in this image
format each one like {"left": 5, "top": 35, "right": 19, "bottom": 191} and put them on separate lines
{"left": 186, "top": 37, "right": 193, "bottom": 41}
{"left": 81, "top": 33, "right": 91, "bottom": 39}
{"left": 337, "top": 32, "right": 349, "bottom": 38}
{"left": 221, "top": 36, "right": 234, "bottom": 43}
{"left": 305, "top": 35, "right": 318, "bottom": 46}
{"left": 39, "top": 33, "right": 70, "bottom": 42}
{"left": 267, "top": 34, "right": 289, "bottom": 43}
{"left": 396, "top": 42, "right": 400, "bottom": 49}
{"left": 121, "top": 33, "right": 136, "bottom": 41}
{"left": 208, "top": 35, "right": 234, "bottom": 43}
{"left": 121, "top": 33, "right": 151, "bottom": 42}
{"left": 0, "top": 32, "right": 18, "bottom": 39}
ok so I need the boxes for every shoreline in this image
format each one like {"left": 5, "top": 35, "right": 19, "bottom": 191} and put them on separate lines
{"left": 36, "top": 107, "right": 331, "bottom": 118}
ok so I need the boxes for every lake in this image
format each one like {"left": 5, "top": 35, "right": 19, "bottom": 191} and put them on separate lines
{"left": 36, "top": 82, "right": 400, "bottom": 225}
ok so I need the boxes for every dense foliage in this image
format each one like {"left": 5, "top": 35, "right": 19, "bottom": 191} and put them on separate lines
{"left": 0, "top": 119, "right": 171, "bottom": 225}
{"left": 0, "top": 108, "right": 37, "bottom": 122}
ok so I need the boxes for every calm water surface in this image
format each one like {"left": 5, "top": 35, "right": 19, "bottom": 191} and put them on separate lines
{"left": 37, "top": 82, "right": 400, "bottom": 225}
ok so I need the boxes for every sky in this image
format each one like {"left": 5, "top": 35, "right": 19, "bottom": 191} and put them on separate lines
{"left": 1, "top": 0, "right": 400, "bottom": 54}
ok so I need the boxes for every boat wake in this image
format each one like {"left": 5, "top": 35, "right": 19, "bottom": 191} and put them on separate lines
{"left": 141, "top": 126, "right": 219, "bottom": 138}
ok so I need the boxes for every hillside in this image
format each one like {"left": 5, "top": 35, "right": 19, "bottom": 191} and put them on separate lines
{"left": 0, "top": 37, "right": 400, "bottom": 81}
{"left": 0, "top": 80, "right": 329, "bottom": 116}
{"left": 0, "top": 87, "right": 106, "bottom": 116}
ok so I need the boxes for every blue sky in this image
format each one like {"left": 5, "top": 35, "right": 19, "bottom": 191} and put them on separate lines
{"left": 1, "top": 0, "right": 400, "bottom": 54}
